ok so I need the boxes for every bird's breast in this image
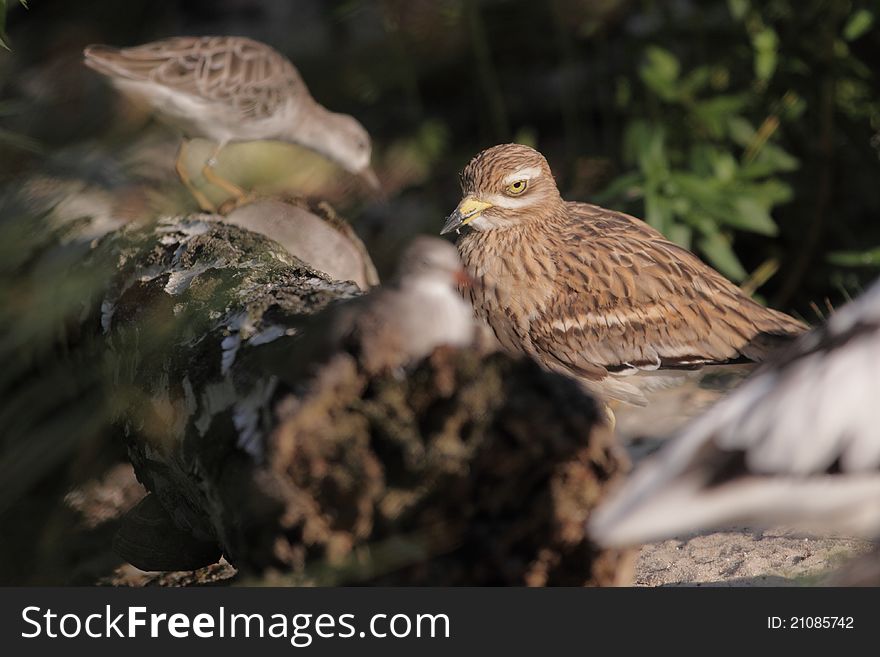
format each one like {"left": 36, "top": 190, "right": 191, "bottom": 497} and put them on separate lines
{"left": 457, "top": 229, "right": 556, "bottom": 354}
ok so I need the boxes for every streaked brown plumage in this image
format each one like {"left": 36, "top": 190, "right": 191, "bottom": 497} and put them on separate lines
{"left": 85, "top": 37, "right": 307, "bottom": 127}
{"left": 83, "top": 36, "right": 377, "bottom": 208}
{"left": 442, "top": 143, "right": 806, "bottom": 405}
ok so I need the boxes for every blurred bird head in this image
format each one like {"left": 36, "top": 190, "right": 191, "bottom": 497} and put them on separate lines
{"left": 306, "top": 112, "right": 380, "bottom": 192}
{"left": 441, "top": 143, "right": 561, "bottom": 235}
{"left": 396, "top": 236, "right": 473, "bottom": 289}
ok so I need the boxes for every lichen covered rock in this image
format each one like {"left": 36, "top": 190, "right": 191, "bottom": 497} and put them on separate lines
{"left": 98, "top": 211, "right": 632, "bottom": 585}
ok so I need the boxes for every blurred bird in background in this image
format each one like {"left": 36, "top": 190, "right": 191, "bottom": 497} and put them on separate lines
{"left": 330, "top": 235, "right": 476, "bottom": 375}
{"left": 271, "top": 235, "right": 477, "bottom": 388}
{"left": 589, "top": 278, "right": 880, "bottom": 547}
{"left": 83, "top": 36, "right": 379, "bottom": 211}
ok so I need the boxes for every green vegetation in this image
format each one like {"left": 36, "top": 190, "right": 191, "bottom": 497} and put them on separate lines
{"left": 1, "top": 0, "right": 878, "bottom": 310}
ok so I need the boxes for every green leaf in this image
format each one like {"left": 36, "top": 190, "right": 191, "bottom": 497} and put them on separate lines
{"left": 688, "top": 144, "right": 716, "bottom": 176}
{"left": 779, "top": 91, "right": 807, "bottom": 120}
{"left": 680, "top": 210, "right": 717, "bottom": 235}
{"left": 692, "top": 95, "right": 748, "bottom": 138}
{"left": 513, "top": 126, "right": 538, "bottom": 149}
{"left": 833, "top": 38, "right": 850, "bottom": 59}
{"left": 725, "top": 197, "right": 779, "bottom": 235}
{"left": 760, "top": 143, "right": 799, "bottom": 171}
{"left": 843, "top": 9, "right": 874, "bottom": 42}
{"left": 747, "top": 179, "right": 795, "bottom": 205}
{"left": 727, "top": 0, "right": 750, "bottom": 21}
{"left": 640, "top": 46, "right": 681, "bottom": 102}
{"left": 828, "top": 247, "right": 880, "bottom": 267}
{"left": 622, "top": 120, "right": 651, "bottom": 166}
{"left": 669, "top": 172, "right": 728, "bottom": 216}
{"left": 614, "top": 77, "right": 632, "bottom": 109}
{"left": 625, "top": 121, "right": 668, "bottom": 180}
{"left": 594, "top": 171, "right": 643, "bottom": 204}
{"left": 698, "top": 231, "right": 747, "bottom": 281}
{"left": 711, "top": 151, "right": 738, "bottom": 183}
{"left": 740, "top": 143, "right": 799, "bottom": 177}
{"left": 679, "top": 66, "right": 711, "bottom": 99}
{"left": 667, "top": 223, "right": 693, "bottom": 249}
{"left": 752, "top": 27, "right": 779, "bottom": 82}
{"left": 645, "top": 192, "right": 673, "bottom": 233}
{"left": 727, "top": 116, "right": 757, "bottom": 147}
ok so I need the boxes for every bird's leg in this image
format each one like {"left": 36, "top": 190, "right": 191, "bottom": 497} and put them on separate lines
{"left": 201, "top": 143, "right": 249, "bottom": 206}
{"left": 175, "top": 139, "right": 216, "bottom": 212}
{"left": 602, "top": 401, "right": 618, "bottom": 433}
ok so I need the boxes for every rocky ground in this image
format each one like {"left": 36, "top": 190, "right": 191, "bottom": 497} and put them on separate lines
{"left": 103, "top": 522, "right": 874, "bottom": 588}
{"left": 63, "top": 463, "right": 879, "bottom": 587}
{"left": 635, "top": 529, "right": 875, "bottom": 587}
{"left": 102, "top": 532, "right": 875, "bottom": 587}
{"left": 7, "top": 378, "right": 874, "bottom": 587}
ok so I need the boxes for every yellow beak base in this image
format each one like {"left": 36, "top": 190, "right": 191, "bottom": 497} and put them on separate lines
{"left": 441, "top": 197, "right": 494, "bottom": 235}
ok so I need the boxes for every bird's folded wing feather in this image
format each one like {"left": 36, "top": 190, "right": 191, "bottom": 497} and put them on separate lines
{"left": 527, "top": 203, "right": 806, "bottom": 379}
{"left": 84, "top": 36, "right": 304, "bottom": 119}
{"left": 588, "top": 284, "right": 880, "bottom": 545}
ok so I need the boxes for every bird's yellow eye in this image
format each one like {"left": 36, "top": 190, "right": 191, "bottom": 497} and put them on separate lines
{"left": 506, "top": 179, "right": 528, "bottom": 195}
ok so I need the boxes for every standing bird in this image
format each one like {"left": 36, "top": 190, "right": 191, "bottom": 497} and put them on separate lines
{"left": 589, "top": 279, "right": 880, "bottom": 547}
{"left": 441, "top": 143, "right": 806, "bottom": 408}
{"left": 83, "top": 36, "right": 378, "bottom": 210}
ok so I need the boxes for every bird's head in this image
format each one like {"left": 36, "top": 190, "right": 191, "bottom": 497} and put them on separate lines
{"left": 396, "top": 236, "right": 473, "bottom": 289}
{"left": 441, "top": 143, "right": 560, "bottom": 235}
{"left": 318, "top": 112, "right": 380, "bottom": 191}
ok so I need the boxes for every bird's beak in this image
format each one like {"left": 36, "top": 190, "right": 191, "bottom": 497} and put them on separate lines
{"left": 441, "top": 197, "right": 493, "bottom": 235}
{"left": 358, "top": 167, "right": 382, "bottom": 193}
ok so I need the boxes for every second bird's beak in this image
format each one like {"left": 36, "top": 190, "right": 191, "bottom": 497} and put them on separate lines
{"left": 441, "top": 197, "right": 493, "bottom": 235}
{"left": 358, "top": 167, "right": 382, "bottom": 194}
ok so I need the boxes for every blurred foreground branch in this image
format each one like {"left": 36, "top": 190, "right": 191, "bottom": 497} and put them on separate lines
{"left": 97, "top": 200, "right": 631, "bottom": 585}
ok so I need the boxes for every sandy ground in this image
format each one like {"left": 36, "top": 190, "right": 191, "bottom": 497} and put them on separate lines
{"left": 635, "top": 528, "right": 876, "bottom": 586}
{"left": 106, "top": 527, "right": 875, "bottom": 587}
{"left": 104, "top": 530, "right": 875, "bottom": 587}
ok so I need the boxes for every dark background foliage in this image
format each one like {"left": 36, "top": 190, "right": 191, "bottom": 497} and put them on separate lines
{"left": 0, "top": 0, "right": 879, "bottom": 583}
{"left": 3, "top": 0, "right": 879, "bottom": 309}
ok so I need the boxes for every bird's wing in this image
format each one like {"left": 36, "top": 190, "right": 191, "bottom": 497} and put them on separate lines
{"left": 84, "top": 36, "right": 306, "bottom": 119}
{"left": 527, "top": 203, "right": 806, "bottom": 381}
{"left": 589, "top": 280, "right": 880, "bottom": 545}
